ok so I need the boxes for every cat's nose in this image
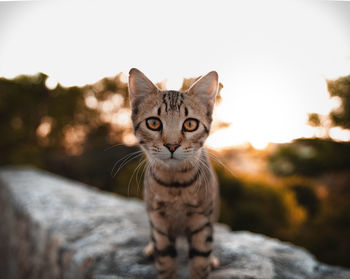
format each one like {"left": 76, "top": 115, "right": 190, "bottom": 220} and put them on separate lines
{"left": 164, "top": 143, "right": 180, "bottom": 153}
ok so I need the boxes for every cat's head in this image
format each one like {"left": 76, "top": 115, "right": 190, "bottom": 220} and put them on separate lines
{"left": 128, "top": 68, "right": 218, "bottom": 168}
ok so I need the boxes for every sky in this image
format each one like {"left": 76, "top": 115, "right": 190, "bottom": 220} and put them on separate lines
{"left": 0, "top": 0, "right": 350, "bottom": 149}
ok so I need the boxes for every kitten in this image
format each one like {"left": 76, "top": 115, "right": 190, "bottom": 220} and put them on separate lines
{"left": 128, "top": 68, "right": 220, "bottom": 279}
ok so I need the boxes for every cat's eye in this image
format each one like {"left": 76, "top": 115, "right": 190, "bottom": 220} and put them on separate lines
{"left": 183, "top": 118, "right": 199, "bottom": 132}
{"left": 146, "top": 117, "right": 162, "bottom": 131}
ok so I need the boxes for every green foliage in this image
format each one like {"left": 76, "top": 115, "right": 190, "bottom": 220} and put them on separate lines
{"left": 295, "top": 193, "right": 350, "bottom": 267}
{"left": 216, "top": 164, "right": 306, "bottom": 240}
{"left": 308, "top": 74, "right": 350, "bottom": 130}
{"left": 268, "top": 138, "right": 350, "bottom": 176}
{"left": 271, "top": 89, "right": 350, "bottom": 270}
{"left": 0, "top": 72, "right": 131, "bottom": 192}
{"left": 268, "top": 137, "right": 350, "bottom": 267}
{"left": 307, "top": 112, "right": 321, "bottom": 127}
{"left": 217, "top": 161, "right": 350, "bottom": 267}
{"left": 289, "top": 183, "right": 319, "bottom": 217}
{"left": 328, "top": 75, "right": 350, "bottom": 129}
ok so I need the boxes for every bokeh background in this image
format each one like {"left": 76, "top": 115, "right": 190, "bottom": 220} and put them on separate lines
{"left": 1, "top": 0, "right": 350, "bottom": 268}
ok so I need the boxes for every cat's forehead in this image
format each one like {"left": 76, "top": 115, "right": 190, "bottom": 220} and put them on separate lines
{"left": 161, "top": 90, "right": 185, "bottom": 112}
{"left": 140, "top": 90, "right": 205, "bottom": 121}
{"left": 136, "top": 89, "right": 208, "bottom": 121}
{"left": 158, "top": 90, "right": 206, "bottom": 116}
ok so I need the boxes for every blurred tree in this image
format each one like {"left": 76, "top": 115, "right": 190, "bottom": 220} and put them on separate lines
{"left": 268, "top": 138, "right": 350, "bottom": 176}
{"left": 216, "top": 163, "right": 306, "bottom": 240}
{"left": 328, "top": 75, "right": 350, "bottom": 129}
{"left": 285, "top": 177, "right": 320, "bottom": 217}
{"left": 267, "top": 73, "right": 350, "bottom": 267}
{"left": 308, "top": 113, "right": 321, "bottom": 127}
{"left": 308, "top": 74, "right": 350, "bottom": 131}
{"left": 295, "top": 189, "right": 350, "bottom": 267}
{"left": 0, "top": 72, "right": 132, "bottom": 191}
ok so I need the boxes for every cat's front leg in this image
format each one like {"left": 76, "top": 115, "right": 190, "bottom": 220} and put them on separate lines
{"left": 149, "top": 212, "right": 178, "bottom": 279}
{"left": 186, "top": 214, "right": 214, "bottom": 279}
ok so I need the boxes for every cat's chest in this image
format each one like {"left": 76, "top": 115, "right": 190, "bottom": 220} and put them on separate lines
{"left": 152, "top": 191, "right": 198, "bottom": 232}
{"left": 149, "top": 187, "right": 200, "bottom": 214}
{"left": 152, "top": 186, "right": 200, "bottom": 207}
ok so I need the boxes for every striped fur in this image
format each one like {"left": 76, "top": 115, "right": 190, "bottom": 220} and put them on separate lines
{"left": 129, "top": 68, "right": 220, "bottom": 279}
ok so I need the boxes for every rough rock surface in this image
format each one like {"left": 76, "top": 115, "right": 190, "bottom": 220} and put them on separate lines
{"left": 0, "top": 167, "right": 349, "bottom": 279}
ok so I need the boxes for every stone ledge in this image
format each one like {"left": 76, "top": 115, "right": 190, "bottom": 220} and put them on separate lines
{"left": 0, "top": 167, "right": 349, "bottom": 279}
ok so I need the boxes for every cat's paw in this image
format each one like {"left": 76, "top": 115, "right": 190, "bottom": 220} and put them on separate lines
{"left": 143, "top": 242, "right": 154, "bottom": 258}
{"left": 210, "top": 255, "right": 220, "bottom": 269}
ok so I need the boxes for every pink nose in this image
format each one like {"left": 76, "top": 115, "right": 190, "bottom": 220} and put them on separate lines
{"left": 164, "top": 143, "right": 180, "bottom": 153}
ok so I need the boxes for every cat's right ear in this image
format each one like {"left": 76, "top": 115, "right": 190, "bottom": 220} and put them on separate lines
{"left": 128, "top": 68, "right": 159, "bottom": 106}
{"left": 187, "top": 71, "right": 218, "bottom": 109}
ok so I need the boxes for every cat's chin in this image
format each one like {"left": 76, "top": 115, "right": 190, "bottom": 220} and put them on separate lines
{"left": 152, "top": 156, "right": 188, "bottom": 170}
{"left": 162, "top": 157, "right": 184, "bottom": 167}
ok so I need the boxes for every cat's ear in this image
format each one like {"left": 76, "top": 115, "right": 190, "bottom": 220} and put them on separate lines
{"left": 128, "top": 68, "right": 159, "bottom": 104}
{"left": 187, "top": 71, "right": 218, "bottom": 107}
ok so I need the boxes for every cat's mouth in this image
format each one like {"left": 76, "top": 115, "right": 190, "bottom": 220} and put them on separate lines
{"left": 151, "top": 151, "right": 186, "bottom": 163}
{"left": 164, "top": 154, "right": 181, "bottom": 163}
{"left": 168, "top": 155, "right": 178, "bottom": 160}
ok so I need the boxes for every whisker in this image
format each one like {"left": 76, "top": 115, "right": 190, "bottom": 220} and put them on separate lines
{"left": 206, "top": 151, "right": 236, "bottom": 178}
{"left": 137, "top": 158, "right": 147, "bottom": 192}
{"left": 198, "top": 157, "right": 211, "bottom": 197}
{"left": 111, "top": 151, "right": 139, "bottom": 173}
{"left": 111, "top": 151, "right": 141, "bottom": 177}
{"left": 137, "top": 161, "right": 149, "bottom": 196}
{"left": 115, "top": 152, "right": 143, "bottom": 178}
{"left": 111, "top": 151, "right": 143, "bottom": 177}
{"left": 192, "top": 158, "right": 205, "bottom": 193}
{"left": 127, "top": 157, "right": 146, "bottom": 197}
{"left": 104, "top": 143, "right": 129, "bottom": 152}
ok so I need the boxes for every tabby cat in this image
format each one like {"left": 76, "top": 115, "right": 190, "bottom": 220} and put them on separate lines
{"left": 128, "top": 68, "right": 220, "bottom": 279}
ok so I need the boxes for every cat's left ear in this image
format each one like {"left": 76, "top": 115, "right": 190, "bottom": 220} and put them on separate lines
{"left": 187, "top": 71, "right": 218, "bottom": 109}
{"left": 128, "top": 68, "right": 159, "bottom": 105}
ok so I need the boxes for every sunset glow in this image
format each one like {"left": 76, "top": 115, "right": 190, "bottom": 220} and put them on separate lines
{"left": 1, "top": 0, "right": 349, "bottom": 149}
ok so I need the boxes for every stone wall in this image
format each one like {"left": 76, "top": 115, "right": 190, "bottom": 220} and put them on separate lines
{"left": 0, "top": 167, "right": 349, "bottom": 279}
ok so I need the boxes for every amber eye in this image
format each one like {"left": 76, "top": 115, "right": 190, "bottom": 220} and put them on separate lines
{"left": 183, "top": 118, "right": 199, "bottom": 132}
{"left": 146, "top": 117, "right": 162, "bottom": 131}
